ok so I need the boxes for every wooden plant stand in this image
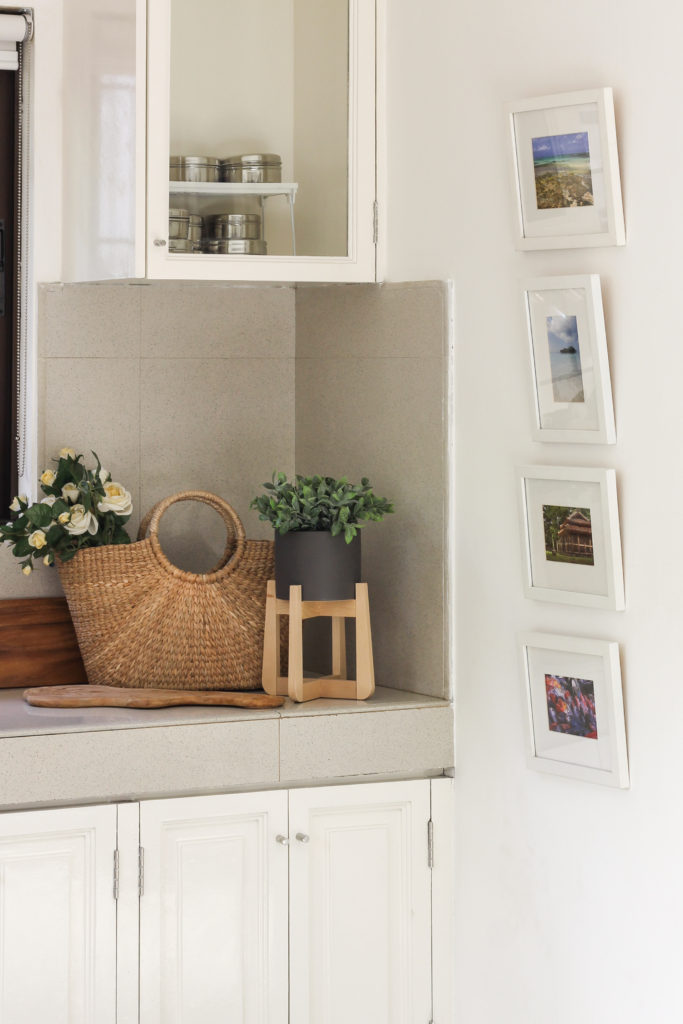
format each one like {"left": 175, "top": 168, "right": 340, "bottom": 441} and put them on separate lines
{"left": 262, "top": 580, "right": 375, "bottom": 703}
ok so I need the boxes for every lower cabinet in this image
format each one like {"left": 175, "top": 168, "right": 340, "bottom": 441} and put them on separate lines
{"left": 0, "top": 803, "right": 118, "bottom": 1024}
{"left": 0, "top": 778, "right": 452, "bottom": 1024}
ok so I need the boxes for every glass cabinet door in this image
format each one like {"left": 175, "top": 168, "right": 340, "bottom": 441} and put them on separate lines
{"left": 147, "top": 0, "right": 376, "bottom": 282}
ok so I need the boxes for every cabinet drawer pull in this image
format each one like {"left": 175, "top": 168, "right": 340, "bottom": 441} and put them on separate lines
{"left": 275, "top": 834, "right": 290, "bottom": 846}
{"left": 295, "top": 832, "right": 310, "bottom": 844}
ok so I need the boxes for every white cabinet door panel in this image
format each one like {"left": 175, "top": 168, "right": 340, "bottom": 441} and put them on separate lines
{"left": 139, "top": 790, "right": 288, "bottom": 1024}
{"left": 289, "top": 780, "right": 432, "bottom": 1024}
{"left": 0, "top": 804, "right": 117, "bottom": 1024}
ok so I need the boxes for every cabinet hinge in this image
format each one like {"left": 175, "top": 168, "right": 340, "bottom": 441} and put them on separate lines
{"left": 138, "top": 845, "right": 145, "bottom": 897}
{"left": 372, "top": 200, "right": 379, "bottom": 244}
{"left": 113, "top": 849, "right": 120, "bottom": 900}
{"left": 427, "top": 819, "right": 434, "bottom": 869}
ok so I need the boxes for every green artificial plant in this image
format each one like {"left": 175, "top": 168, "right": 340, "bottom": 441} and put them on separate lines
{"left": 250, "top": 472, "right": 394, "bottom": 543}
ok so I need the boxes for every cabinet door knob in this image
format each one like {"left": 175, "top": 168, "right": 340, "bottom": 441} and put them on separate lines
{"left": 275, "top": 834, "right": 290, "bottom": 846}
{"left": 153, "top": 238, "right": 167, "bottom": 247}
{"left": 295, "top": 832, "right": 310, "bottom": 844}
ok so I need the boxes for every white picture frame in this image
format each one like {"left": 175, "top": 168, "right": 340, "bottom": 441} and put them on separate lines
{"left": 518, "top": 465, "right": 625, "bottom": 610}
{"left": 523, "top": 274, "right": 616, "bottom": 444}
{"left": 520, "top": 632, "right": 629, "bottom": 788}
{"left": 506, "top": 88, "right": 625, "bottom": 250}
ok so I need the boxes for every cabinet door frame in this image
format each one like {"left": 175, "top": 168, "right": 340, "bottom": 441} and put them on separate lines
{"left": 146, "top": 0, "right": 377, "bottom": 283}
{"left": 0, "top": 802, "right": 119, "bottom": 1024}
{"left": 138, "top": 789, "right": 289, "bottom": 1024}
{"left": 288, "top": 778, "right": 434, "bottom": 1024}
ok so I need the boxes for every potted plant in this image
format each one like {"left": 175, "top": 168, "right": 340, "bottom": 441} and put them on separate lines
{"left": 250, "top": 472, "right": 394, "bottom": 600}
{"left": 0, "top": 448, "right": 133, "bottom": 574}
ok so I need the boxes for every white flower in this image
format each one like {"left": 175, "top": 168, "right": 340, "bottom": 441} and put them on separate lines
{"left": 64, "top": 504, "right": 99, "bottom": 536}
{"left": 97, "top": 482, "right": 133, "bottom": 517}
{"left": 99, "top": 467, "right": 110, "bottom": 484}
{"left": 61, "top": 482, "right": 80, "bottom": 503}
{"left": 28, "top": 530, "right": 47, "bottom": 549}
{"left": 41, "top": 495, "right": 57, "bottom": 507}
{"left": 58, "top": 511, "right": 70, "bottom": 525}
{"left": 43, "top": 553, "right": 53, "bottom": 565}
{"left": 22, "top": 564, "right": 32, "bottom": 576}
{"left": 59, "top": 447, "right": 76, "bottom": 460}
{"left": 9, "top": 494, "right": 27, "bottom": 512}
{"left": 40, "top": 469, "right": 56, "bottom": 487}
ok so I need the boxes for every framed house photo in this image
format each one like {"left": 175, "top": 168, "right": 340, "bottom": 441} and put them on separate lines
{"left": 506, "top": 88, "right": 625, "bottom": 250}
{"left": 518, "top": 465, "right": 625, "bottom": 609}
{"left": 523, "top": 274, "right": 616, "bottom": 444}
{"left": 520, "top": 632, "right": 629, "bottom": 788}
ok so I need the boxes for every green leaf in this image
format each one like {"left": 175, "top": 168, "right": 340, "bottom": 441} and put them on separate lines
{"left": 25, "top": 503, "right": 54, "bottom": 528}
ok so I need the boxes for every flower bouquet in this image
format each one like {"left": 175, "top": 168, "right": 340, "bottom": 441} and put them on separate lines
{"left": 0, "top": 447, "right": 132, "bottom": 575}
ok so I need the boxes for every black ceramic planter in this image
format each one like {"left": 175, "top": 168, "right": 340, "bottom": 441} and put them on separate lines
{"left": 275, "top": 530, "right": 361, "bottom": 601}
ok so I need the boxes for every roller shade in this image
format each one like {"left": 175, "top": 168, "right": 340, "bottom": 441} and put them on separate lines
{"left": 0, "top": 13, "right": 32, "bottom": 72}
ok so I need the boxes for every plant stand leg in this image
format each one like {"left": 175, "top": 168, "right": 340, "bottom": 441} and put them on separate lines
{"left": 262, "top": 580, "right": 286, "bottom": 696}
{"left": 331, "top": 616, "right": 347, "bottom": 679}
{"left": 288, "top": 585, "right": 307, "bottom": 702}
{"left": 354, "top": 583, "right": 375, "bottom": 699}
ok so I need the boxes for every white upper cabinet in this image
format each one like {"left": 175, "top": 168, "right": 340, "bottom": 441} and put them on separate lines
{"left": 61, "top": 0, "right": 377, "bottom": 283}
{"left": 147, "top": 0, "right": 377, "bottom": 282}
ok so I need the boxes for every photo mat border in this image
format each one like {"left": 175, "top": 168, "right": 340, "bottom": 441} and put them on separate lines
{"left": 523, "top": 274, "right": 616, "bottom": 444}
{"left": 518, "top": 464, "right": 625, "bottom": 610}
{"left": 519, "top": 631, "right": 629, "bottom": 788}
{"left": 506, "top": 87, "right": 626, "bottom": 251}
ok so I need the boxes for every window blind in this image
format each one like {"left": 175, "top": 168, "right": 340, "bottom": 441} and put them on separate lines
{"left": 0, "top": 13, "right": 31, "bottom": 72}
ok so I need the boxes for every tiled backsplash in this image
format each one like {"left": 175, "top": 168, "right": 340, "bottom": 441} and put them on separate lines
{"left": 1, "top": 280, "right": 448, "bottom": 698}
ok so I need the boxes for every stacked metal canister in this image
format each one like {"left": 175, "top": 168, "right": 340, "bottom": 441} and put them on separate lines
{"left": 168, "top": 153, "right": 282, "bottom": 255}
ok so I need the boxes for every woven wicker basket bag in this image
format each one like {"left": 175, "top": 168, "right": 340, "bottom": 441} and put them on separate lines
{"left": 57, "top": 491, "right": 273, "bottom": 690}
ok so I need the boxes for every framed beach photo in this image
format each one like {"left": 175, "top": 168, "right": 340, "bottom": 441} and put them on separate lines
{"left": 520, "top": 632, "right": 629, "bottom": 788}
{"left": 524, "top": 275, "right": 616, "bottom": 444}
{"left": 518, "top": 465, "right": 624, "bottom": 609}
{"left": 506, "top": 88, "right": 625, "bottom": 250}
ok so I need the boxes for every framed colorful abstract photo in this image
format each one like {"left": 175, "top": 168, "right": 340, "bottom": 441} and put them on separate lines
{"left": 518, "top": 465, "right": 625, "bottom": 609}
{"left": 520, "top": 632, "right": 629, "bottom": 788}
{"left": 506, "top": 88, "right": 625, "bottom": 250}
{"left": 523, "top": 274, "right": 616, "bottom": 444}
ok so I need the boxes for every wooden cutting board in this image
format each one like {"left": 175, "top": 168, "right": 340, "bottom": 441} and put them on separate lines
{"left": 24, "top": 685, "right": 285, "bottom": 709}
{"left": 0, "top": 598, "right": 87, "bottom": 688}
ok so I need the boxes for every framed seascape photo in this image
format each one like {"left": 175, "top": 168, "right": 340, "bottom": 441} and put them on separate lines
{"left": 506, "top": 88, "right": 625, "bottom": 250}
{"left": 518, "top": 465, "right": 624, "bottom": 609}
{"left": 520, "top": 632, "right": 629, "bottom": 788}
{"left": 524, "top": 274, "right": 616, "bottom": 444}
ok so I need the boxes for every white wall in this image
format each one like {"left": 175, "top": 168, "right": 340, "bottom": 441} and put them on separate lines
{"left": 385, "top": 1, "right": 683, "bottom": 1021}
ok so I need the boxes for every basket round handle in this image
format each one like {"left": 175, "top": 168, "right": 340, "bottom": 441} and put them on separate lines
{"left": 137, "top": 491, "right": 246, "bottom": 580}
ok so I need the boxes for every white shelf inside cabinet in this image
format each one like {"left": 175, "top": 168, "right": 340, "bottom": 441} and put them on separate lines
{"left": 169, "top": 181, "right": 299, "bottom": 254}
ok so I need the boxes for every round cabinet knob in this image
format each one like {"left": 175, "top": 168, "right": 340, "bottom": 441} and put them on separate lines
{"left": 275, "top": 834, "right": 290, "bottom": 846}
{"left": 153, "top": 238, "right": 167, "bottom": 247}
{"left": 295, "top": 832, "right": 310, "bottom": 844}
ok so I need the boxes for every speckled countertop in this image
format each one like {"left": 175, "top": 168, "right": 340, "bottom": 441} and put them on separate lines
{"left": 0, "top": 684, "right": 447, "bottom": 737}
{"left": 0, "top": 686, "right": 454, "bottom": 811}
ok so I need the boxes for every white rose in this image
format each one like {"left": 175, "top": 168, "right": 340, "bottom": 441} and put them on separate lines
{"left": 22, "top": 564, "right": 32, "bottom": 576}
{"left": 64, "top": 504, "right": 99, "bottom": 536}
{"left": 28, "top": 529, "right": 47, "bottom": 549}
{"left": 9, "top": 494, "right": 27, "bottom": 512}
{"left": 40, "top": 469, "right": 56, "bottom": 487}
{"left": 58, "top": 511, "right": 70, "bottom": 525}
{"left": 97, "top": 482, "right": 133, "bottom": 517}
{"left": 59, "top": 447, "right": 76, "bottom": 459}
{"left": 61, "top": 482, "right": 80, "bottom": 503}
{"left": 99, "top": 467, "right": 110, "bottom": 484}
{"left": 41, "top": 495, "right": 57, "bottom": 507}
{"left": 43, "top": 553, "right": 53, "bottom": 565}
